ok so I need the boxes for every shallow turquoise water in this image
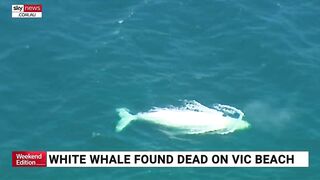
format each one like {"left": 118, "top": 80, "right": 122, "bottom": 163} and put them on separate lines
{"left": 1, "top": 0, "right": 319, "bottom": 179}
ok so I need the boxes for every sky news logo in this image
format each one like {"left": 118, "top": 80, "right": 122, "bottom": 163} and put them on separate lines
{"left": 12, "top": 4, "right": 42, "bottom": 18}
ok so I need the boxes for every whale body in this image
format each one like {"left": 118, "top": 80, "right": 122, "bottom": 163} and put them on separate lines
{"left": 115, "top": 100, "right": 250, "bottom": 134}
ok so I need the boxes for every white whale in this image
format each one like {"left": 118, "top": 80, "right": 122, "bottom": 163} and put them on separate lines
{"left": 115, "top": 100, "right": 250, "bottom": 134}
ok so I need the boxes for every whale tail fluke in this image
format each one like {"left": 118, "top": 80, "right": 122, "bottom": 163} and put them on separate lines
{"left": 116, "top": 108, "right": 136, "bottom": 132}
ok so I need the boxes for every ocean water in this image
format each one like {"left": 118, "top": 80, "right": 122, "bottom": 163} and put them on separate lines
{"left": 1, "top": 0, "right": 319, "bottom": 179}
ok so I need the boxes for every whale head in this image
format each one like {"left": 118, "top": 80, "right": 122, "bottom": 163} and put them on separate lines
{"left": 237, "top": 120, "right": 251, "bottom": 130}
